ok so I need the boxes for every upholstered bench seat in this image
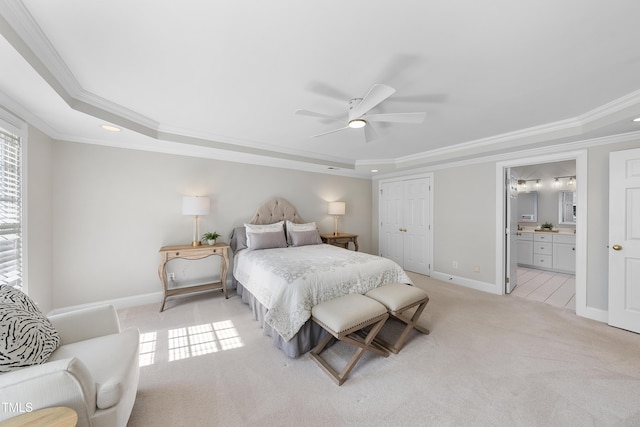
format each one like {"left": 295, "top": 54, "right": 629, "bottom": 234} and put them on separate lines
{"left": 365, "top": 283, "right": 430, "bottom": 353}
{"left": 309, "top": 293, "right": 389, "bottom": 385}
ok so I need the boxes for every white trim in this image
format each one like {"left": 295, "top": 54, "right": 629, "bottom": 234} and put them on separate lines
{"left": 430, "top": 271, "right": 500, "bottom": 295}
{"left": 495, "top": 150, "right": 593, "bottom": 320}
{"left": 372, "top": 130, "right": 640, "bottom": 180}
{"left": 47, "top": 291, "right": 163, "bottom": 316}
{"left": 0, "top": 109, "right": 28, "bottom": 293}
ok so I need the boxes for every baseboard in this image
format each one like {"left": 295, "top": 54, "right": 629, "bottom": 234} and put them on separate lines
{"left": 578, "top": 306, "right": 608, "bottom": 323}
{"left": 47, "top": 291, "right": 164, "bottom": 316}
{"left": 431, "top": 271, "right": 501, "bottom": 295}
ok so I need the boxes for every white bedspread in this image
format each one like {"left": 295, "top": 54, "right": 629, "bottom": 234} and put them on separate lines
{"left": 233, "top": 244, "right": 412, "bottom": 341}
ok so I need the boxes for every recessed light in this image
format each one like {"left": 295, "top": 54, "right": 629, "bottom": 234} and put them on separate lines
{"left": 633, "top": 117, "right": 640, "bottom": 122}
{"left": 101, "top": 124, "right": 121, "bottom": 132}
{"left": 370, "top": 169, "right": 378, "bottom": 173}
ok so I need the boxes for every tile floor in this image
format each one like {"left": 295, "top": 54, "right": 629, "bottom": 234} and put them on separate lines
{"left": 512, "top": 266, "right": 576, "bottom": 310}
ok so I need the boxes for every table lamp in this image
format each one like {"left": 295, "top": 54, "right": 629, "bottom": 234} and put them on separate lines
{"left": 328, "top": 201, "right": 345, "bottom": 236}
{"left": 182, "top": 196, "right": 210, "bottom": 246}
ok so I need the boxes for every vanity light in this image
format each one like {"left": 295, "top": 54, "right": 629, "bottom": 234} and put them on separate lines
{"left": 553, "top": 175, "right": 576, "bottom": 187}
{"left": 101, "top": 124, "right": 121, "bottom": 132}
{"left": 517, "top": 178, "right": 541, "bottom": 190}
{"left": 371, "top": 169, "right": 378, "bottom": 173}
{"left": 633, "top": 117, "right": 640, "bottom": 122}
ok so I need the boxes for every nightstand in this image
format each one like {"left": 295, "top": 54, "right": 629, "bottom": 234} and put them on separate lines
{"left": 158, "top": 243, "right": 230, "bottom": 311}
{"left": 320, "top": 233, "right": 359, "bottom": 251}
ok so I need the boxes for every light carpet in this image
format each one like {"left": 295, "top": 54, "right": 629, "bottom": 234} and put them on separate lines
{"left": 119, "top": 273, "right": 640, "bottom": 426}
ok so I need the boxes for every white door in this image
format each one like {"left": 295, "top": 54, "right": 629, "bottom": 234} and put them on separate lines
{"left": 380, "top": 181, "right": 403, "bottom": 266}
{"left": 403, "top": 178, "right": 430, "bottom": 275}
{"left": 505, "top": 169, "right": 519, "bottom": 293}
{"left": 379, "top": 177, "right": 431, "bottom": 275}
{"left": 609, "top": 148, "right": 640, "bottom": 333}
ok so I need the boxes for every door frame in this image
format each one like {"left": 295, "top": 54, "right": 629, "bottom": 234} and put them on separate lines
{"left": 495, "top": 150, "right": 588, "bottom": 318}
{"left": 378, "top": 172, "right": 434, "bottom": 276}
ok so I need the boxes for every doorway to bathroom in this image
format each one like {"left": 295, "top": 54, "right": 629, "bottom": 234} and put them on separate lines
{"left": 497, "top": 151, "right": 587, "bottom": 316}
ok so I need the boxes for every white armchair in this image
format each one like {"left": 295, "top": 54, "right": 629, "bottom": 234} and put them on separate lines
{"left": 0, "top": 305, "right": 140, "bottom": 427}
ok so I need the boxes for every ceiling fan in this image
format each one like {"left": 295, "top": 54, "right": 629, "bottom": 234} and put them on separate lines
{"left": 296, "top": 84, "right": 426, "bottom": 143}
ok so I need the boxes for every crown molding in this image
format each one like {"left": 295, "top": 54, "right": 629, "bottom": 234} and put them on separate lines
{"left": 2, "top": 0, "right": 640, "bottom": 177}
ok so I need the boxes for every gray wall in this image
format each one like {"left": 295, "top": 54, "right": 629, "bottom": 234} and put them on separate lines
{"left": 47, "top": 140, "right": 372, "bottom": 309}
{"left": 25, "top": 126, "right": 54, "bottom": 313}
{"left": 373, "top": 137, "right": 640, "bottom": 314}
{"left": 24, "top": 123, "right": 640, "bottom": 317}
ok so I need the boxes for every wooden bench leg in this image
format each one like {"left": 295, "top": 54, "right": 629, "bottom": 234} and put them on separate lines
{"left": 373, "top": 299, "right": 429, "bottom": 354}
{"left": 310, "top": 314, "right": 388, "bottom": 386}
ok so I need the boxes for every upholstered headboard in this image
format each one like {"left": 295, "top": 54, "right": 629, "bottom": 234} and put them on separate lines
{"left": 247, "top": 197, "right": 304, "bottom": 225}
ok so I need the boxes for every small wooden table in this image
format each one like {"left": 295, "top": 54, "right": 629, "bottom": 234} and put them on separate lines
{"left": 320, "top": 233, "right": 359, "bottom": 251}
{"left": 0, "top": 407, "right": 77, "bottom": 427}
{"left": 158, "top": 243, "right": 230, "bottom": 311}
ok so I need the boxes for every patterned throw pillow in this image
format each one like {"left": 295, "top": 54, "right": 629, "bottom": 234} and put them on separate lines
{"left": 0, "top": 284, "right": 41, "bottom": 312}
{"left": 0, "top": 286, "right": 60, "bottom": 373}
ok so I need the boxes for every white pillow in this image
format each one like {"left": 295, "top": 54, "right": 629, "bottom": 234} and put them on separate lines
{"left": 285, "top": 221, "right": 317, "bottom": 245}
{"left": 244, "top": 221, "right": 284, "bottom": 248}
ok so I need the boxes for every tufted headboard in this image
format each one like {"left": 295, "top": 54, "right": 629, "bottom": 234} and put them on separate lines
{"left": 247, "top": 197, "right": 304, "bottom": 225}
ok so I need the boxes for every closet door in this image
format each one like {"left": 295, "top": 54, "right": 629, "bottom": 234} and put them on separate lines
{"left": 379, "top": 177, "right": 431, "bottom": 276}
{"left": 380, "top": 181, "right": 403, "bottom": 266}
{"left": 403, "top": 178, "right": 430, "bottom": 275}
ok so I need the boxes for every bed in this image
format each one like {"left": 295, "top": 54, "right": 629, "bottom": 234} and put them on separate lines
{"left": 231, "top": 197, "right": 413, "bottom": 358}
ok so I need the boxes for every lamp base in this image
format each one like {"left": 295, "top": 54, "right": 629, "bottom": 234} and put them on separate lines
{"left": 192, "top": 241, "right": 201, "bottom": 247}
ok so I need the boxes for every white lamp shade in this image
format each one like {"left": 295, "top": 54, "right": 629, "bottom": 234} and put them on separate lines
{"left": 182, "top": 196, "right": 210, "bottom": 216}
{"left": 328, "top": 201, "right": 346, "bottom": 216}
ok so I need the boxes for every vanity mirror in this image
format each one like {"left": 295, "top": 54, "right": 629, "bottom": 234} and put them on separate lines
{"left": 518, "top": 191, "right": 538, "bottom": 222}
{"left": 559, "top": 190, "right": 576, "bottom": 224}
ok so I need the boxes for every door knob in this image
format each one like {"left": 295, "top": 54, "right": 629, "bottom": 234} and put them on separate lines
{"left": 612, "top": 244, "right": 623, "bottom": 251}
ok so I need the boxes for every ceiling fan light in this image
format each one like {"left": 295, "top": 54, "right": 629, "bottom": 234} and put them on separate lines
{"left": 348, "top": 119, "right": 367, "bottom": 129}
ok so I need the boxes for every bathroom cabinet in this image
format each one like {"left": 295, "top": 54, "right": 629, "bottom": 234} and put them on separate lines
{"left": 517, "top": 232, "right": 575, "bottom": 273}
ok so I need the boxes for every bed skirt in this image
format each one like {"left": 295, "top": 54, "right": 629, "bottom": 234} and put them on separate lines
{"left": 235, "top": 280, "right": 328, "bottom": 358}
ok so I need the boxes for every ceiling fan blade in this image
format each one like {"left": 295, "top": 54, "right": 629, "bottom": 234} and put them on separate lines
{"left": 305, "top": 81, "right": 352, "bottom": 101}
{"left": 311, "top": 126, "right": 350, "bottom": 138}
{"left": 365, "top": 112, "right": 426, "bottom": 124}
{"left": 295, "top": 109, "right": 343, "bottom": 122}
{"left": 363, "top": 123, "right": 379, "bottom": 143}
{"left": 349, "top": 84, "right": 396, "bottom": 120}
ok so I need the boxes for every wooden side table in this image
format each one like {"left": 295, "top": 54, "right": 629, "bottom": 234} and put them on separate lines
{"left": 0, "top": 406, "right": 77, "bottom": 427}
{"left": 320, "top": 233, "right": 359, "bottom": 251}
{"left": 158, "top": 243, "right": 230, "bottom": 312}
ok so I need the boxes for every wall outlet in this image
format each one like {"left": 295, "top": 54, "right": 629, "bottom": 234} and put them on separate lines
{"left": 473, "top": 265, "right": 480, "bottom": 273}
{"left": 453, "top": 261, "right": 459, "bottom": 269}
{"left": 168, "top": 272, "right": 175, "bottom": 281}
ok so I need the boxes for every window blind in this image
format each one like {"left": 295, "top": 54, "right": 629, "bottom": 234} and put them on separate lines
{"left": 0, "top": 128, "right": 22, "bottom": 290}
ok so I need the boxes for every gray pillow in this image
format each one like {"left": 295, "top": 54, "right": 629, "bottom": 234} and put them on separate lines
{"left": 229, "top": 227, "right": 248, "bottom": 253}
{"left": 289, "top": 229, "right": 323, "bottom": 247}
{"left": 247, "top": 230, "right": 287, "bottom": 250}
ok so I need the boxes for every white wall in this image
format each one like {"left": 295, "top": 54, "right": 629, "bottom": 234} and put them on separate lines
{"left": 50, "top": 140, "right": 372, "bottom": 309}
